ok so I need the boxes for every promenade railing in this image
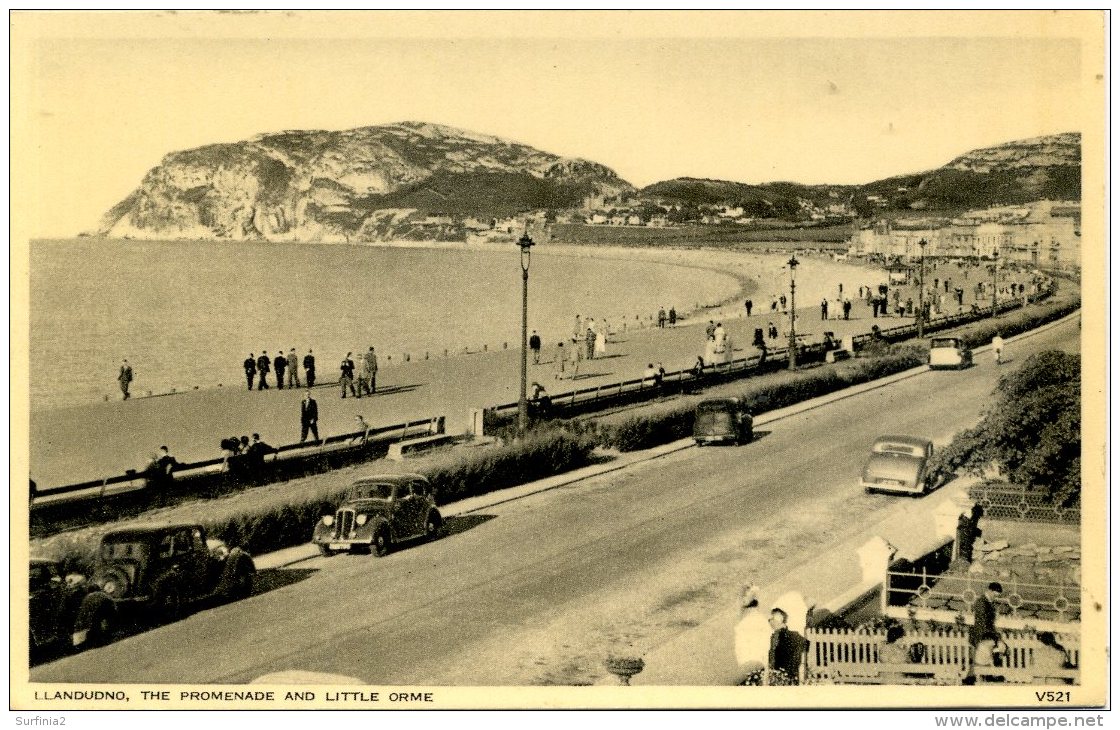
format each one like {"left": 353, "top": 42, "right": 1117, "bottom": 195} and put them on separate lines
{"left": 31, "top": 416, "right": 446, "bottom": 511}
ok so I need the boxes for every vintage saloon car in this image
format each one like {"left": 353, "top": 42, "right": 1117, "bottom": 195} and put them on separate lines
{"left": 30, "top": 558, "right": 116, "bottom": 652}
{"left": 694, "top": 397, "right": 754, "bottom": 446}
{"left": 313, "top": 474, "right": 442, "bottom": 557}
{"left": 860, "top": 435, "right": 935, "bottom": 495}
{"left": 928, "top": 337, "right": 973, "bottom": 370}
{"left": 90, "top": 524, "right": 256, "bottom": 622}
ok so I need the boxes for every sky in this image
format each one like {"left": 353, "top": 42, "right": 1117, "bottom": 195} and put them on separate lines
{"left": 12, "top": 11, "right": 1096, "bottom": 236}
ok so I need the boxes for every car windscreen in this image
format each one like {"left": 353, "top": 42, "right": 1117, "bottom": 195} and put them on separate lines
{"left": 350, "top": 483, "right": 394, "bottom": 500}
{"left": 930, "top": 339, "right": 957, "bottom": 348}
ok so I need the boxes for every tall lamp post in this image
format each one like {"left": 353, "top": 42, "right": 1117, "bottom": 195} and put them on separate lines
{"left": 516, "top": 232, "right": 535, "bottom": 436}
{"left": 787, "top": 255, "right": 799, "bottom": 370}
{"left": 917, "top": 238, "right": 928, "bottom": 337}
{"left": 991, "top": 249, "right": 999, "bottom": 318}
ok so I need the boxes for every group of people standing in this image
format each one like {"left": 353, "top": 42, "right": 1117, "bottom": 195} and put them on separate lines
{"left": 338, "top": 347, "right": 379, "bottom": 398}
{"left": 553, "top": 315, "right": 610, "bottom": 380}
{"left": 244, "top": 349, "right": 317, "bottom": 391}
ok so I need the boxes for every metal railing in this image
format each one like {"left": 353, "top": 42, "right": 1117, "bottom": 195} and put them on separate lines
{"left": 969, "top": 483, "right": 1081, "bottom": 524}
{"left": 883, "top": 567, "right": 1081, "bottom": 624}
{"left": 31, "top": 415, "right": 446, "bottom": 509}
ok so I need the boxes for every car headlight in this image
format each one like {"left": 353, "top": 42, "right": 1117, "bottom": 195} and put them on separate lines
{"left": 356, "top": 514, "right": 368, "bottom": 526}
{"left": 103, "top": 581, "right": 117, "bottom": 595}
{"left": 322, "top": 515, "right": 334, "bottom": 527}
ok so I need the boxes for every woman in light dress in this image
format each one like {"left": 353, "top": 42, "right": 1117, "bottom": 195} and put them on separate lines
{"left": 594, "top": 327, "right": 607, "bottom": 358}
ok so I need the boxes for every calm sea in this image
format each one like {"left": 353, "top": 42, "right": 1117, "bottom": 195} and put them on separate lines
{"left": 29, "top": 239, "right": 742, "bottom": 411}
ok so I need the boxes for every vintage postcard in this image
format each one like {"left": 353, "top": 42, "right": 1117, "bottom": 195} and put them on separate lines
{"left": 9, "top": 10, "right": 1108, "bottom": 713}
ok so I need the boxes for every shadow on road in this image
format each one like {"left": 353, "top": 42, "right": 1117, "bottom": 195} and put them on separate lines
{"left": 441, "top": 513, "right": 497, "bottom": 538}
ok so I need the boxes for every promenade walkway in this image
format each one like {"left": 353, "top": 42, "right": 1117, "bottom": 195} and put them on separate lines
{"left": 28, "top": 258, "right": 1005, "bottom": 489}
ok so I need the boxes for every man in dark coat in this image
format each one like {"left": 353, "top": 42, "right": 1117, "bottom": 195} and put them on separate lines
{"left": 339, "top": 352, "right": 356, "bottom": 398}
{"left": 767, "top": 607, "right": 803, "bottom": 684}
{"left": 529, "top": 331, "right": 542, "bottom": 365}
{"left": 145, "top": 445, "right": 179, "bottom": 487}
{"left": 969, "top": 582, "right": 1002, "bottom": 648}
{"left": 303, "top": 349, "right": 316, "bottom": 388}
{"left": 243, "top": 354, "right": 257, "bottom": 391}
{"left": 118, "top": 359, "right": 134, "bottom": 400}
{"left": 246, "top": 433, "right": 278, "bottom": 468}
{"left": 256, "top": 351, "right": 271, "bottom": 390}
{"left": 273, "top": 351, "right": 287, "bottom": 390}
{"left": 300, "top": 391, "right": 319, "bottom": 443}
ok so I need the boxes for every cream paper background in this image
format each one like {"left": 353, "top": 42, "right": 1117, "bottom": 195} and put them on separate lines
{"left": 9, "top": 9, "right": 1108, "bottom": 710}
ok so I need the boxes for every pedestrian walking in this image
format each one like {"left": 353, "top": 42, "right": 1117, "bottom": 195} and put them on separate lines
{"left": 594, "top": 327, "right": 606, "bottom": 358}
{"left": 657, "top": 307, "right": 667, "bottom": 328}
{"left": 365, "top": 347, "right": 378, "bottom": 394}
{"left": 300, "top": 390, "right": 319, "bottom": 443}
{"left": 287, "top": 348, "right": 301, "bottom": 388}
{"left": 820, "top": 298, "right": 829, "bottom": 320}
{"left": 303, "top": 349, "right": 316, "bottom": 388}
{"left": 585, "top": 326, "right": 596, "bottom": 360}
{"left": 745, "top": 299, "right": 753, "bottom": 316}
{"left": 706, "top": 320, "right": 717, "bottom": 339}
{"left": 355, "top": 351, "right": 371, "bottom": 398}
{"left": 255, "top": 352, "right": 271, "bottom": 390}
{"left": 339, "top": 352, "right": 356, "bottom": 398}
{"left": 118, "top": 359, "right": 134, "bottom": 400}
{"left": 568, "top": 337, "right": 582, "bottom": 379}
{"left": 768, "top": 322, "right": 778, "bottom": 340}
{"left": 529, "top": 330, "right": 542, "bottom": 365}
{"left": 243, "top": 354, "right": 257, "bottom": 391}
{"left": 842, "top": 298, "right": 852, "bottom": 320}
{"left": 780, "top": 294, "right": 787, "bottom": 311}
{"left": 273, "top": 351, "right": 287, "bottom": 390}
{"left": 555, "top": 341, "right": 566, "bottom": 379}
{"left": 669, "top": 307, "right": 677, "bottom": 326}
{"left": 992, "top": 334, "right": 1005, "bottom": 365}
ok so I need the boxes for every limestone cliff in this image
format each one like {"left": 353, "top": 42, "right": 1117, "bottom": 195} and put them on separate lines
{"left": 100, "top": 122, "right": 633, "bottom": 241}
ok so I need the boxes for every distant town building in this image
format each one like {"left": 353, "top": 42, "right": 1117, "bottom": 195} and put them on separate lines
{"left": 849, "top": 200, "right": 1080, "bottom": 270}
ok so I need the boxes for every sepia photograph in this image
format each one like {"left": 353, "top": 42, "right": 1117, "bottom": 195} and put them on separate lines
{"left": 9, "top": 9, "right": 1109, "bottom": 714}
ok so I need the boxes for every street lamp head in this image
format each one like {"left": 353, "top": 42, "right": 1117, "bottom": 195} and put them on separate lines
{"left": 787, "top": 255, "right": 799, "bottom": 270}
{"left": 918, "top": 238, "right": 927, "bottom": 250}
{"left": 518, "top": 232, "right": 535, "bottom": 272}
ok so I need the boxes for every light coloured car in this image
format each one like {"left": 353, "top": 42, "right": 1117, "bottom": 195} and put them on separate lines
{"left": 928, "top": 337, "right": 972, "bottom": 370}
{"left": 860, "top": 435, "right": 934, "bottom": 495}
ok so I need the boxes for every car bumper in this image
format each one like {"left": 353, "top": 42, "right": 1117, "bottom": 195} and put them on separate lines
{"left": 861, "top": 479, "right": 922, "bottom": 494}
{"left": 313, "top": 537, "right": 372, "bottom": 550}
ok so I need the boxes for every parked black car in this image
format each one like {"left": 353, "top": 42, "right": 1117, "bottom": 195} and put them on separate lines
{"left": 90, "top": 523, "right": 256, "bottom": 622}
{"left": 694, "top": 397, "right": 754, "bottom": 446}
{"left": 29, "top": 558, "right": 116, "bottom": 652}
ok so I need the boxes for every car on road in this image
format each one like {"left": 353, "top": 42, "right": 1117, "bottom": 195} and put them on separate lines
{"left": 928, "top": 337, "right": 972, "bottom": 370}
{"left": 861, "top": 435, "right": 935, "bottom": 495}
{"left": 313, "top": 474, "right": 442, "bottom": 557}
{"left": 90, "top": 524, "right": 256, "bottom": 623}
{"left": 693, "top": 397, "right": 754, "bottom": 446}
{"left": 30, "top": 558, "right": 116, "bottom": 652}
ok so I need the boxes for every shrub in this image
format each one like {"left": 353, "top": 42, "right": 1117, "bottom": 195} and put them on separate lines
{"left": 36, "top": 430, "right": 596, "bottom": 573}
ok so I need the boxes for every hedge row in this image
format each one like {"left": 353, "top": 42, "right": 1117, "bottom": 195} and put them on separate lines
{"left": 42, "top": 429, "right": 596, "bottom": 576}
{"left": 592, "top": 291, "right": 1081, "bottom": 453}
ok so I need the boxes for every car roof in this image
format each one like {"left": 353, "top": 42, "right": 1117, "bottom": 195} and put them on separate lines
{"left": 101, "top": 523, "right": 204, "bottom": 540}
{"left": 873, "top": 435, "right": 933, "bottom": 448}
{"left": 352, "top": 473, "right": 427, "bottom": 487}
{"left": 697, "top": 397, "right": 742, "bottom": 408}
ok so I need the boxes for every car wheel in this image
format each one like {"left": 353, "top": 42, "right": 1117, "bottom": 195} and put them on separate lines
{"left": 229, "top": 566, "right": 254, "bottom": 601}
{"left": 317, "top": 544, "right": 334, "bottom": 558}
{"left": 85, "top": 608, "right": 115, "bottom": 648}
{"left": 373, "top": 527, "right": 391, "bottom": 557}
{"left": 425, "top": 512, "right": 442, "bottom": 541}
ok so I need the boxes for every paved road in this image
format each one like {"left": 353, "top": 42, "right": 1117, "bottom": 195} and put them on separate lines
{"left": 30, "top": 316, "right": 1079, "bottom": 686}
